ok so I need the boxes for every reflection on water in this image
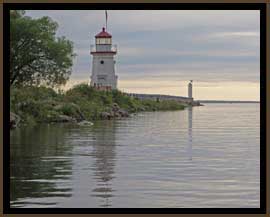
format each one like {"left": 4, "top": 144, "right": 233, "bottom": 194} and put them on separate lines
{"left": 10, "top": 103, "right": 260, "bottom": 208}
{"left": 10, "top": 125, "right": 73, "bottom": 207}
{"left": 91, "top": 121, "right": 116, "bottom": 207}
{"left": 188, "top": 106, "right": 193, "bottom": 161}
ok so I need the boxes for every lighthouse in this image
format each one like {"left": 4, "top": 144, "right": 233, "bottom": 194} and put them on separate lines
{"left": 188, "top": 80, "right": 193, "bottom": 99}
{"left": 90, "top": 27, "right": 118, "bottom": 90}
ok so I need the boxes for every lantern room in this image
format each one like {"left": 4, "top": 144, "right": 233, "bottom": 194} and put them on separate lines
{"left": 95, "top": 27, "right": 112, "bottom": 45}
{"left": 91, "top": 27, "right": 117, "bottom": 53}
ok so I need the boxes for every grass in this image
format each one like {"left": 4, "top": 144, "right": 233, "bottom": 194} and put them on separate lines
{"left": 10, "top": 83, "right": 187, "bottom": 125}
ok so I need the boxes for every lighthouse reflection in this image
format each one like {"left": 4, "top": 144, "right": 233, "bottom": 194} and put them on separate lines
{"left": 90, "top": 120, "right": 116, "bottom": 208}
{"left": 187, "top": 106, "right": 193, "bottom": 161}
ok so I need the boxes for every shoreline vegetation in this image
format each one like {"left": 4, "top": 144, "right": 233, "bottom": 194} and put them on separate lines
{"left": 9, "top": 11, "right": 190, "bottom": 130}
{"left": 10, "top": 84, "right": 188, "bottom": 129}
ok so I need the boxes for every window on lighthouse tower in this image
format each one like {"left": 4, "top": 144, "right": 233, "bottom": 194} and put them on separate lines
{"left": 96, "top": 38, "right": 111, "bottom": 45}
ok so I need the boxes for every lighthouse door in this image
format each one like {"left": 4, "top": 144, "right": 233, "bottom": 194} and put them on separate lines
{"left": 97, "top": 74, "right": 107, "bottom": 86}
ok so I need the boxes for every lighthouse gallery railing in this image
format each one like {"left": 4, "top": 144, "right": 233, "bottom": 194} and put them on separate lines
{"left": 90, "top": 44, "right": 117, "bottom": 53}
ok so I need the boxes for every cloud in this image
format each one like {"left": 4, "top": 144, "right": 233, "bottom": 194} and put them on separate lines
{"left": 118, "top": 46, "right": 258, "bottom": 61}
{"left": 211, "top": 31, "right": 259, "bottom": 38}
{"left": 117, "top": 61, "right": 259, "bottom": 83}
{"left": 25, "top": 10, "right": 260, "bottom": 100}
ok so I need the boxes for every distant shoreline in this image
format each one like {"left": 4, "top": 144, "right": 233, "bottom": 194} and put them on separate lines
{"left": 198, "top": 100, "right": 259, "bottom": 104}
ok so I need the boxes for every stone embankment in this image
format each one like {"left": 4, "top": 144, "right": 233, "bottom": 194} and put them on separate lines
{"left": 126, "top": 93, "right": 203, "bottom": 106}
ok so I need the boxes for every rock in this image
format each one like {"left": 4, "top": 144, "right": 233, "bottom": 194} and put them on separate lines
{"left": 111, "top": 103, "right": 120, "bottom": 112}
{"left": 114, "top": 112, "right": 122, "bottom": 118}
{"left": 100, "top": 112, "right": 112, "bottom": 120}
{"left": 10, "top": 112, "right": 20, "bottom": 129}
{"left": 191, "top": 101, "right": 203, "bottom": 106}
{"left": 77, "top": 120, "right": 93, "bottom": 126}
{"left": 101, "top": 104, "right": 129, "bottom": 120}
{"left": 118, "top": 109, "right": 129, "bottom": 117}
{"left": 59, "top": 115, "right": 76, "bottom": 122}
{"left": 51, "top": 115, "right": 76, "bottom": 123}
{"left": 139, "top": 107, "right": 146, "bottom": 111}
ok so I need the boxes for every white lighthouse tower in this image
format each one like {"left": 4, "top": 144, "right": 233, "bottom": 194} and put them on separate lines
{"left": 90, "top": 27, "right": 118, "bottom": 90}
{"left": 188, "top": 80, "right": 193, "bottom": 99}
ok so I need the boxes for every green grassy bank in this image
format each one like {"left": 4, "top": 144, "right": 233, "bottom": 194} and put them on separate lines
{"left": 10, "top": 83, "right": 187, "bottom": 125}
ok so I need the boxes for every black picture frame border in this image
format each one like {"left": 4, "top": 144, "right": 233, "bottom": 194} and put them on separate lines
{"left": 3, "top": 2, "right": 267, "bottom": 214}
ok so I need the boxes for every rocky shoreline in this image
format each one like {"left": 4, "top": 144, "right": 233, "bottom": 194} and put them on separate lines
{"left": 100, "top": 103, "right": 129, "bottom": 120}
{"left": 10, "top": 101, "right": 204, "bottom": 130}
{"left": 10, "top": 102, "right": 203, "bottom": 129}
{"left": 10, "top": 85, "right": 199, "bottom": 130}
{"left": 10, "top": 102, "right": 130, "bottom": 130}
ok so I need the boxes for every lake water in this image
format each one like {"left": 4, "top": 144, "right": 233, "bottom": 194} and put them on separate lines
{"left": 10, "top": 103, "right": 260, "bottom": 208}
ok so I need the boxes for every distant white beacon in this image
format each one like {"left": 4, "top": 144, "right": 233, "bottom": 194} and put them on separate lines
{"left": 188, "top": 80, "right": 193, "bottom": 99}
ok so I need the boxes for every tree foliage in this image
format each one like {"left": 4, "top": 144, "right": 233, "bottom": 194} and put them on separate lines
{"left": 10, "top": 10, "right": 76, "bottom": 87}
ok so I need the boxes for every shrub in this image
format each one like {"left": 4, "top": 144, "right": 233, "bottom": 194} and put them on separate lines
{"left": 10, "top": 83, "right": 187, "bottom": 125}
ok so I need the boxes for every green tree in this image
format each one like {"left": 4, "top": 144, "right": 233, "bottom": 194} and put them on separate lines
{"left": 10, "top": 10, "right": 76, "bottom": 87}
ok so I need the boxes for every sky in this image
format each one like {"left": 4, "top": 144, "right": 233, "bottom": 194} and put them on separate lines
{"left": 25, "top": 10, "right": 260, "bottom": 100}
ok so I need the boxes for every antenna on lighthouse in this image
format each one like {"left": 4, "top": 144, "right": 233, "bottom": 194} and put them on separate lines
{"left": 105, "top": 10, "right": 108, "bottom": 31}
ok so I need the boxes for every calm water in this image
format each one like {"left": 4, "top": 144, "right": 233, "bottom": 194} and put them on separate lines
{"left": 10, "top": 103, "right": 260, "bottom": 208}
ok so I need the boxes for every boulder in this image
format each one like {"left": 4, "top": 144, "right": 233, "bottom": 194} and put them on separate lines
{"left": 191, "top": 101, "right": 203, "bottom": 106}
{"left": 114, "top": 112, "right": 122, "bottom": 118}
{"left": 100, "top": 112, "right": 112, "bottom": 120}
{"left": 111, "top": 103, "right": 120, "bottom": 112}
{"left": 118, "top": 109, "right": 129, "bottom": 117}
{"left": 10, "top": 112, "right": 20, "bottom": 129}
{"left": 139, "top": 107, "right": 146, "bottom": 112}
{"left": 77, "top": 120, "right": 93, "bottom": 126}
{"left": 101, "top": 104, "right": 129, "bottom": 120}
{"left": 51, "top": 115, "right": 76, "bottom": 123}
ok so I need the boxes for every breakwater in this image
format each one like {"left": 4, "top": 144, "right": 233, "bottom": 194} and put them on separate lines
{"left": 126, "top": 93, "right": 201, "bottom": 106}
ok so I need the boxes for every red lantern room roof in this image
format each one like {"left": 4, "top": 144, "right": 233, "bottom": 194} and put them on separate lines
{"left": 95, "top": 27, "right": 112, "bottom": 38}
